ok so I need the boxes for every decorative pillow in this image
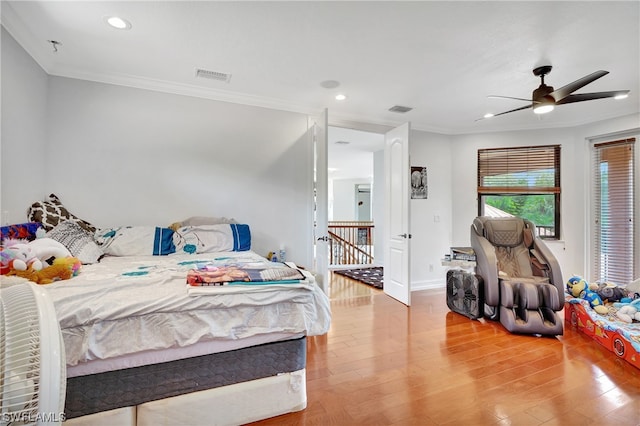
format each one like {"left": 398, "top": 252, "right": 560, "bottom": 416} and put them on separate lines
{"left": 47, "top": 221, "right": 103, "bottom": 264}
{"left": 95, "top": 226, "right": 175, "bottom": 256}
{"left": 172, "top": 224, "right": 251, "bottom": 254}
{"left": 1, "top": 222, "right": 43, "bottom": 242}
{"left": 27, "top": 194, "right": 96, "bottom": 233}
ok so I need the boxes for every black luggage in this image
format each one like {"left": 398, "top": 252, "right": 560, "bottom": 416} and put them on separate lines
{"left": 446, "top": 269, "right": 484, "bottom": 320}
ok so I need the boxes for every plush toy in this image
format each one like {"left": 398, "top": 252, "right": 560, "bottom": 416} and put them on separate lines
{"left": 1, "top": 237, "right": 71, "bottom": 273}
{"left": 28, "top": 237, "right": 72, "bottom": 263}
{"left": 595, "top": 281, "right": 629, "bottom": 303}
{"left": 566, "top": 275, "right": 608, "bottom": 315}
{"left": 613, "top": 299, "right": 640, "bottom": 323}
{"left": 1, "top": 239, "right": 43, "bottom": 271}
{"left": 627, "top": 278, "right": 640, "bottom": 299}
{"left": 7, "top": 257, "right": 81, "bottom": 285}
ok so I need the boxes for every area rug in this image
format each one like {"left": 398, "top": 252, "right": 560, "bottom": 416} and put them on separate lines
{"left": 333, "top": 267, "right": 383, "bottom": 289}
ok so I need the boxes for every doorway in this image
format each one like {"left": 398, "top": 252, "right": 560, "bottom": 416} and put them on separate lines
{"left": 327, "top": 126, "right": 384, "bottom": 268}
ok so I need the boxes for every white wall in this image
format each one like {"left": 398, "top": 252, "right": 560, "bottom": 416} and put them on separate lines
{"left": 332, "top": 178, "right": 371, "bottom": 221}
{"left": 409, "top": 130, "right": 453, "bottom": 289}
{"left": 42, "top": 76, "right": 313, "bottom": 265}
{"left": 1, "top": 29, "right": 314, "bottom": 266}
{"left": 1, "top": 27, "right": 48, "bottom": 224}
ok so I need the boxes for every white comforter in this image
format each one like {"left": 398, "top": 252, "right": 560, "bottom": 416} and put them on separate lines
{"left": 44, "top": 251, "right": 331, "bottom": 367}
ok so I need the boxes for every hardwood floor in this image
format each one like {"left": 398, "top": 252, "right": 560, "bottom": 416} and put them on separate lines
{"left": 252, "top": 274, "right": 640, "bottom": 426}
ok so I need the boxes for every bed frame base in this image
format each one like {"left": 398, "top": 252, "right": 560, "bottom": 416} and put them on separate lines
{"left": 65, "top": 369, "right": 307, "bottom": 426}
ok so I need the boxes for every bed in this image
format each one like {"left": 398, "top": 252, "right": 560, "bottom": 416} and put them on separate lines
{"left": 564, "top": 294, "right": 640, "bottom": 370}
{"left": 1, "top": 211, "right": 331, "bottom": 425}
{"left": 46, "top": 250, "right": 331, "bottom": 426}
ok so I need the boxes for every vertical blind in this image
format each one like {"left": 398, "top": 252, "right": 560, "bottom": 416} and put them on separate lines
{"left": 591, "top": 138, "right": 635, "bottom": 285}
{"left": 477, "top": 145, "right": 561, "bottom": 194}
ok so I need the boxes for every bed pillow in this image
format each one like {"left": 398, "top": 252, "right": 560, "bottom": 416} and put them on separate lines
{"left": 0, "top": 222, "right": 43, "bottom": 242}
{"left": 95, "top": 226, "right": 176, "bottom": 256}
{"left": 27, "top": 194, "right": 96, "bottom": 233}
{"left": 172, "top": 224, "right": 251, "bottom": 254}
{"left": 46, "top": 221, "right": 103, "bottom": 264}
{"left": 169, "top": 216, "right": 237, "bottom": 231}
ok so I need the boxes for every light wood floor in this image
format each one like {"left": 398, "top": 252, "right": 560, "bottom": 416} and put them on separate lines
{"left": 252, "top": 273, "right": 640, "bottom": 426}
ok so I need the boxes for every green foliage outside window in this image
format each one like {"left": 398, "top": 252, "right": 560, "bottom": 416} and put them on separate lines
{"left": 483, "top": 170, "right": 555, "bottom": 230}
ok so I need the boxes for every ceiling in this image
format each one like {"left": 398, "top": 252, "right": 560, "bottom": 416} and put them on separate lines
{"left": 2, "top": 1, "right": 639, "bottom": 137}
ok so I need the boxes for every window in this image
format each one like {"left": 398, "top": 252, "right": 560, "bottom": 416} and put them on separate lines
{"left": 591, "top": 138, "right": 635, "bottom": 285}
{"left": 477, "top": 145, "right": 561, "bottom": 239}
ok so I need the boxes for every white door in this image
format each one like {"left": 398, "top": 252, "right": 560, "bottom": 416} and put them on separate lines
{"left": 310, "top": 109, "right": 329, "bottom": 294}
{"left": 383, "top": 122, "right": 411, "bottom": 305}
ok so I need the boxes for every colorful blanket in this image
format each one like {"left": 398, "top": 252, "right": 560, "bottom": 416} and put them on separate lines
{"left": 187, "top": 261, "right": 306, "bottom": 286}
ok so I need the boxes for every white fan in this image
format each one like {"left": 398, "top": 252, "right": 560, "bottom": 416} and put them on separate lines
{"left": 1, "top": 282, "right": 66, "bottom": 425}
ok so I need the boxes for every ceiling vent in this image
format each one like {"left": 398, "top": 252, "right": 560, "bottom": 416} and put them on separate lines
{"left": 195, "top": 68, "right": 232, "bottom": 83}
{"left": 335, "top": 140, "right": 350, "bottom": 145}
{"left": 388, "top": 105, "right": 413, "bottom": 113}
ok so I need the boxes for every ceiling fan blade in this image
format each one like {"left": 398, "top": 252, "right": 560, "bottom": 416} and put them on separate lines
{"left": 549, "top": 70, "right": 609, "bottom": 102}
{"left": 475, "top": 104, "right": 532, "bottom": 121}
{"left": 556, "top": 90, "right": 630, "bottom": 105}
{"left": 487, "top": 95, "right": 532, "bottom": 102}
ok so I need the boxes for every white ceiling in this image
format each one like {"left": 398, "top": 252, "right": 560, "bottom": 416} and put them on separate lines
{"left": 2, "top": 1, "right": 639, "bottom": 137}
{"left": 328, "top": 126, "right": 384, "bottom": 181}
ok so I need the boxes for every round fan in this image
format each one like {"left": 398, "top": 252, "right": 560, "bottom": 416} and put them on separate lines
{"left": 1, "top": 282, "right": 66, "bottom": 425}
{"left": 480, "top": 65, "right": 630, "bottom": 120}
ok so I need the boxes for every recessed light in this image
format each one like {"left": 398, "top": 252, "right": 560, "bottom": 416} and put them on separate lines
{"left": 106, "top": 16, "right": 132, "bottom": 30}
{"left": 335, "top": 94, "right": 347, "bottom": 101}
{"left": 615, "top": 93, "right": 629, "bottom": 100}
{"left": 483, "top": 113, "right": 495, "bottom": 119}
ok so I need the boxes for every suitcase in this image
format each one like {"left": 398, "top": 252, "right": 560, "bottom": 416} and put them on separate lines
{"left": 446, "top": 269, "right": 484, "bottom": 320}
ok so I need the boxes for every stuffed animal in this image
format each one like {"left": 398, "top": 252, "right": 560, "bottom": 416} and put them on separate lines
{"left": 614, "top": 299, "right": 640, "bottom": 323}
{"left": 595, "top": 281, "right": 629, "bottom": 303}
{"left": 7, "top": 257, "right": 81, "bottom": 285}
{"left": 1, "top": 237, "right": 72, "bottom": 273}
{"left": 28, "top": 237, "right": 72, "bottom": 264}
{"left": 627, "top": 278, "right": 640, "bottom": 299}
{"left": 1, "top": 239, "right": 43, "bottom": 271}
{"left": 566, "top": 275, "right": 608, "bottom": 315}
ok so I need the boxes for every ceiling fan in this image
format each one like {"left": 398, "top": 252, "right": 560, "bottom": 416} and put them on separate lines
{"left": 480, "top": 65, "right": 630, "bottom": 120}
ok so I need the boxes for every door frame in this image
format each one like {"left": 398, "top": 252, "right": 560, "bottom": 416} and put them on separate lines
{"left": 325, "top": 118, "right": 411, "bottom": 303}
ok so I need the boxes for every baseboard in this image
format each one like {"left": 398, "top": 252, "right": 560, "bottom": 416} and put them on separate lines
{"left": 411, "top": 279, "right": 444, "bottom": 291}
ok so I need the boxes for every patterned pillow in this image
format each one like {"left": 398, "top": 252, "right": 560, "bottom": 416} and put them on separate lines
{"left": 172, "top": 224, "right": 251, "bottom": 254}
{"left": 94, "top": 226, "right": 175, "bottom": 256}
{"left": 47, "top": 221, "right": 103, "bottom": 264}
{"left": 27, "top": 194, "right": 96, "bottom": 233}
{"left": 0, "top": 222, "right": 43, "bottom": 242}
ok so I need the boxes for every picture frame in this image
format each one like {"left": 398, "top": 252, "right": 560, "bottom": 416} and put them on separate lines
{"left": 411, "top": 166, "right": 428, "bottom": 199}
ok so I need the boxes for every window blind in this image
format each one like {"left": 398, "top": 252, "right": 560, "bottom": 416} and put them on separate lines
{"left": 477, "top": 145, "right": 561, "bottom": 194}
{"left": 591, "top": 138, "right": 635, "bottom": 285}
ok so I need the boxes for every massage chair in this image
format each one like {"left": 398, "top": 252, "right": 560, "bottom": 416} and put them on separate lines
{"left": 470, "top": 216, "right": 564, "bottom": 336}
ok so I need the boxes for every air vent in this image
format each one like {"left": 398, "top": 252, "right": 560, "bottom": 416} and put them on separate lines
{"left": 195, "top": 68, "right": 232, "bottom": 83}
{"left": 388, "top": 105, "right": 413, "bottom": 113}
{"left": 335, "top": 140, "right": 350, "bottom": 145}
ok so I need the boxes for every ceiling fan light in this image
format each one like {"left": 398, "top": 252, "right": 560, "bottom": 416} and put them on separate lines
{"left": 533, "top": 103, "right": 554, "bottom": 114}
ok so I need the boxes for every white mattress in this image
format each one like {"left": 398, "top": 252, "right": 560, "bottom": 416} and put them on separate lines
{"left": 45, "top": 251, "right": 331, "bottom": 369}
